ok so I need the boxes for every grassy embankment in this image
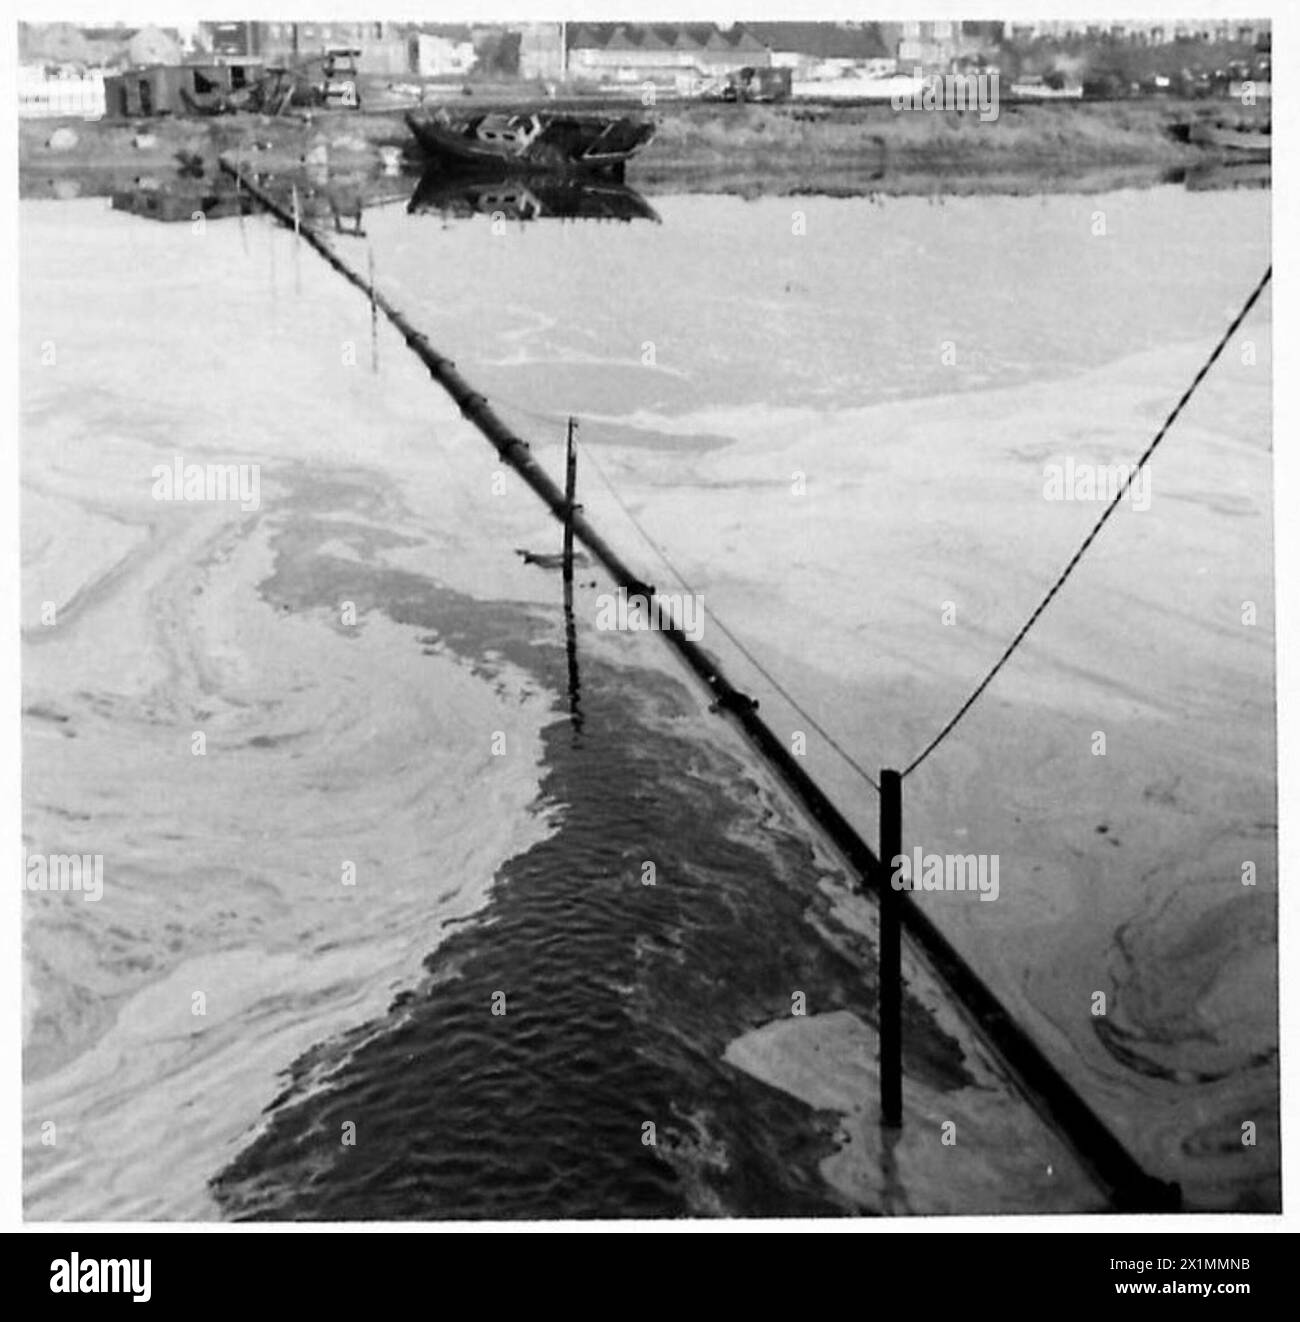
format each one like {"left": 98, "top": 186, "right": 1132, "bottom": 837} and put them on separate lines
{"left": 636, "top": 97, "right": 1268, "bottom": 193}
{"left": 18, "top": 96, "right": 1269, "bottom": 200}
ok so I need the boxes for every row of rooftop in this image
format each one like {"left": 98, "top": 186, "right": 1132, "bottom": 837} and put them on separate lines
{"left": 568, "top": 19, "right": 1268, "bottom": 56}
{"left": 15, "top": 17, "right": 1274, "bottom": 120}
{"left": 22, "top": 19, "right": 1273, "bottom": 82}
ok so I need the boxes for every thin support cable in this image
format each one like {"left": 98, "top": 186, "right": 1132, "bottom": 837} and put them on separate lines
{"left": 579, "top": 438, "right": 880, "bottom": 795}
{"left": 901, "top": 265, "right": 1272, "bottom": 780}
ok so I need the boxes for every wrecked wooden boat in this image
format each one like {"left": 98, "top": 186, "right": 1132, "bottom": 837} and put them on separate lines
{"left": 405, "top": 109, "right": 656, "bottom": 176}
{"left": 1187, "top": 122, "right": 1271, "bottom": 160}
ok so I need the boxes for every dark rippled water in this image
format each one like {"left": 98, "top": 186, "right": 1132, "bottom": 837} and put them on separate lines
{"left": 211, "top": 542, "right": 971, "bottom": 1219}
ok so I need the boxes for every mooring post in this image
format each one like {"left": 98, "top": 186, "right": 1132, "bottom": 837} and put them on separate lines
{"left": 880, "top": 768, "right": 903, "bottom": 1128}
{"left": 233, "top": 149, "right": 248, "bottom": 254}
{"left": 563, "top": 417, "right": 578, "bottom": 582}
{"left": 290, "top": 183, "right": 303, "bottom": 294}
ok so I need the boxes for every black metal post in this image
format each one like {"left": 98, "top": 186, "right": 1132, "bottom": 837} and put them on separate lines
{"left": 562, "top": 417, "right": 581, "bottom": 728}
{"left": 880, "top": 768, "right": 902, "bottom": 1128}
{"left": 563, "top": 417, "right": 578, "bottom": 583}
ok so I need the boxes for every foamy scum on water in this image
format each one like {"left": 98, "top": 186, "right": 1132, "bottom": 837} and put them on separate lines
{"left": 22, "top": 206, "right": 558, "bottom": 1217}
{"left": 22, "top": 184, "right": 1276, "bottom": 1216}
{"left": 23, "top": 463, "right": 553, "bottom": 1217}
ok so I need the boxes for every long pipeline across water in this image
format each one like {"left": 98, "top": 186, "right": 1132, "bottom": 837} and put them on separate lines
{"left": 220, "top": 156, "right": 1182, "bottom": 1212}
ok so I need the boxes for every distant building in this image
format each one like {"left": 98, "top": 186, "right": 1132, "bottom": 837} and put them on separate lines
{"left": 961, "top": 21, "right": 1005, "bottom": 47}
{"left": 18, "top": 64, "right": 106, "bottom": 117}
{"left": 1026, "top": 21, "right": 1089, "bottom": 40}
{"left": 518, "top": 23, "right": 564, "bottom": 81}
{"left": 103, "top": 62, "right": 240, "bottom": 116}
{"left": 201, "top": 21, "right": 410, "bottom": 74}
{"left": 204, "top": 21, "right": 254, "bottom": 58}
{"left": 567, "top": 23, "right": 771, "bottom": 84}
{"left": 127, "top": 25, "right": 182, "bottom": 68}
{"left": 413, "top": 26, "right": 477, "bottom": 78}
{"left": 743, "top": 22, "right": 892, "bottom": 80}
{"left": 880, "top": 20, "right": 961, "bottom": 72}
{"left": 1000, "top": 17, "right": 1268, "bottom": 50}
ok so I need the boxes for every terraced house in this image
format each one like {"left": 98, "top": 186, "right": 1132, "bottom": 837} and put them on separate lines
{"left": 566, "top": 23, "right": 771, "bottom": 87}
{"left": 742, "top": 21, "right": 894, "bottom": 79}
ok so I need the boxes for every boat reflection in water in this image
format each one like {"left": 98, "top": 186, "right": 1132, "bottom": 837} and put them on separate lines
{"left": 111, "top": 180, "right": 255, "bottom": 222}
{"left": 1180, "top": 161, "right": 1272, "bottom": 193}
{"left": 407, "top": 170, "right": 660, "bottom": 225}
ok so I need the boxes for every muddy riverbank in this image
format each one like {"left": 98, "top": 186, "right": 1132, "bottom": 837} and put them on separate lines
{"left": 19, "top": 96, "right": 1270, "bottom": 201}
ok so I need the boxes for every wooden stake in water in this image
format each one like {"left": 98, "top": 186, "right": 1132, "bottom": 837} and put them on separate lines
{"left": 290, "top": 184, "right": 302, "bottom": 294}
{"left": 879, "top": 768, "right": 902, "bottom": 1128}
{"left": 234, "top": 150, "right": 247, "bottom": 255}
{"left": 368, "top": 246, "right": 378, "bottom": 373}
{"left": 563, "top": 417, "right": 578, "bottom": 583}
